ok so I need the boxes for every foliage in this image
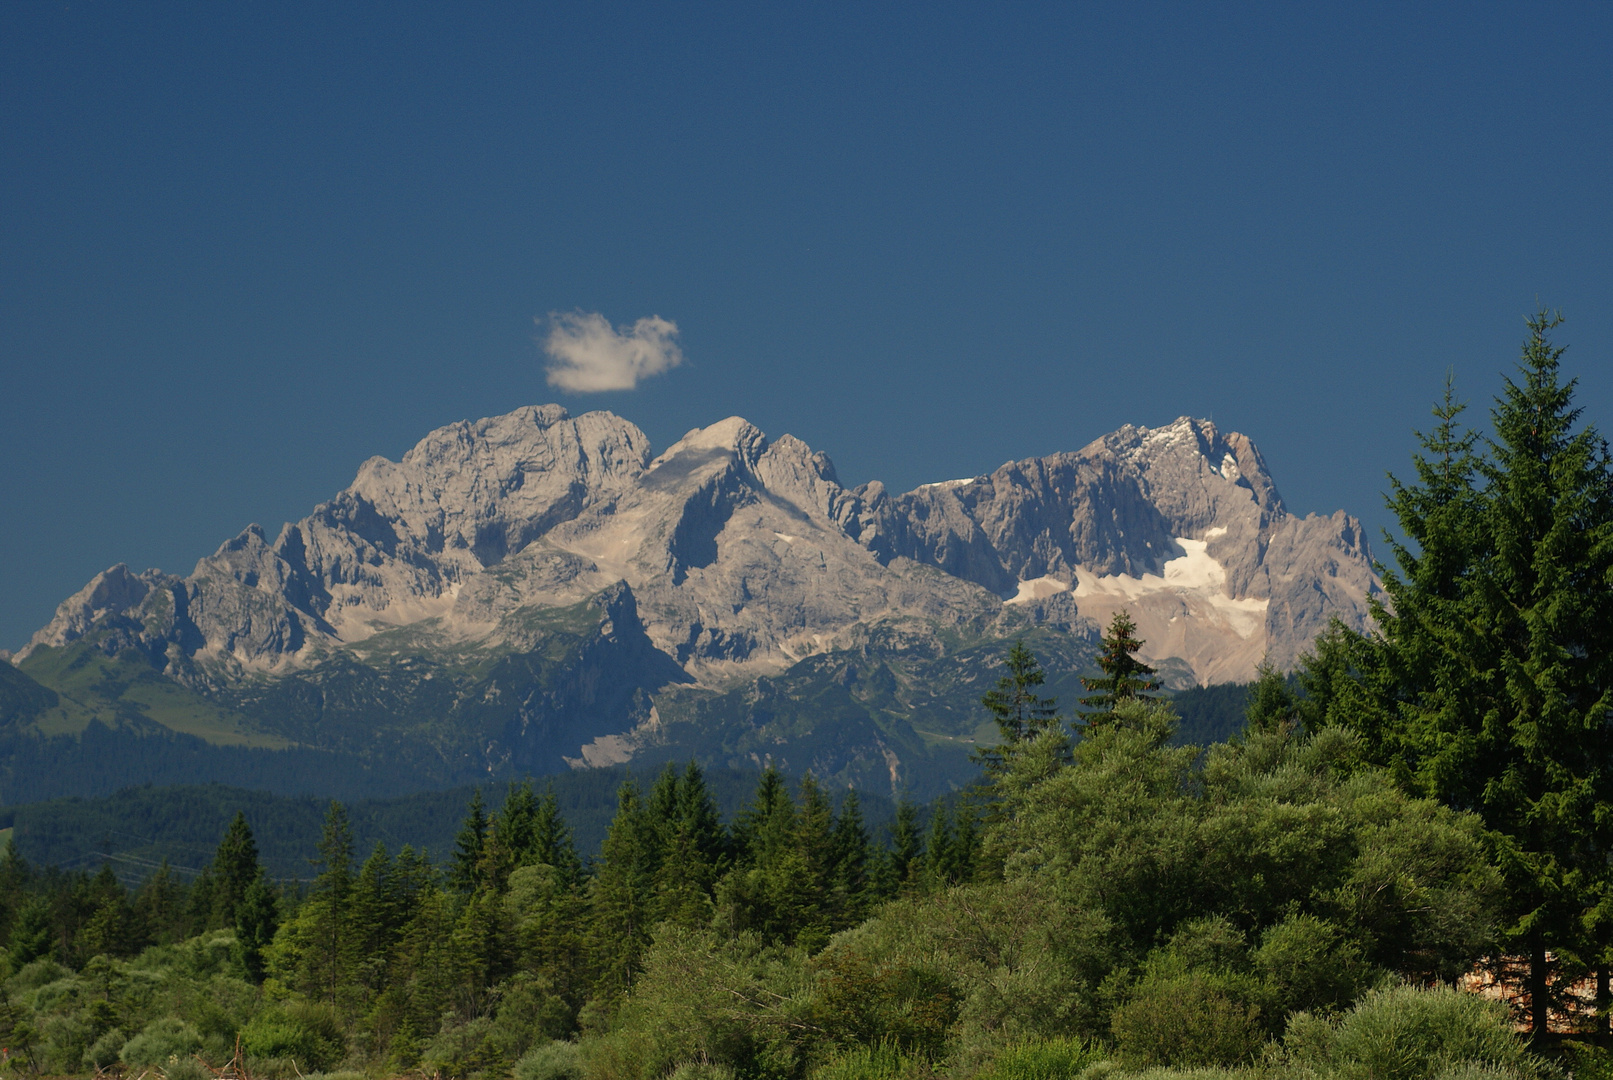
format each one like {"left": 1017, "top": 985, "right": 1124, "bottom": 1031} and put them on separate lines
{"left": 1303, "top": 312, "right": 1613, "bottom": 1033}
{"left": 1288, "top": 984, "right": 1545, "bottom": 1080}
{"left": 1079, "top": 610, "right": 1160, "bottom": 720}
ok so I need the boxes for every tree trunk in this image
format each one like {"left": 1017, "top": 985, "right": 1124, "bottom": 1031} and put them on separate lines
{"left": 1530, "top": 938, "right": 1550, "bottom": 1040}
{"left": 1598, "top": 963, "right": 1610, "bottom": 1045}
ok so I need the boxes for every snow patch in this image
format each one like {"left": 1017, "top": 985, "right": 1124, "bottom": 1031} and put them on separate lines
{"left": 1004, "top": 576, "right": 1071, "bottom": 605}
{"left": 774, "top": 532, "right": 799, "bottom": 543}
{"left": 917, "top": 477, "right": 977, "bottom": 491}
{"left": 1204, "top": 526, "right": 1227, "bottom": 539}
{"left": 1073, "top": 538, "right": 1267, "bottom": 638}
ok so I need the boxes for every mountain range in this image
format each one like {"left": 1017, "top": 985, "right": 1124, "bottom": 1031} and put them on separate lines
{"left": 3, "top": 406, "right": 1380, "bottom": 800}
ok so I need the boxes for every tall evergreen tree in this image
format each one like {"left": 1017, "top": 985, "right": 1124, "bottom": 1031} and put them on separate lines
{"left": 133, "top": 861, "right": 187, "bottom": 947}
{"left": 451, "top": 789, "right": 489, "bottom": 894}
{"left": 531, "top": 786, "right": 584, "bottom": 886}
{"left": 973, "top": 642, "right": 1061, "bottom": 777}
{"left": 236, "top": 871, "right": 278, "bottom": 983}
{"left": 888, "top": 797, "right": 923, "bottom": 890}
{"left": 1080, "top": 610, "right": 1159, "bottom": 720}
{"left": 211, "top": 811, "right": 262, "bottom": 930}
{"left": 829, "top": 789, "right": 873, "bottom": 925}
{"left": 650, "top": 763, "right": 723, "bottom": 929}
{"left": 589, "top": 781, "right": 659, "bottom": 997}
{"left": 1311, "top": 312, "right": 1613, "bottom": 1038}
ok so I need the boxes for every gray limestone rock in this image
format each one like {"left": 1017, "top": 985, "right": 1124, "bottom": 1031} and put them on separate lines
{"left": 18, "top": 408, "right": 1379, "bottom": 743}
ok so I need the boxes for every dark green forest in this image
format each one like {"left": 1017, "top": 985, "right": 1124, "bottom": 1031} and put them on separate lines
{"left": 0, "top": 313, "right": 1609, "bottom": 1080}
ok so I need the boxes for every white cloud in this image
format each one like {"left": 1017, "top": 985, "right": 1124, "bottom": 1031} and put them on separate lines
{"left": 541, "top": 311, "right": 684, "bottom": 392}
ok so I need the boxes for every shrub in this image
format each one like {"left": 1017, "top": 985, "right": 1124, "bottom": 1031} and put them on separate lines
{"left": 810, "top": 1041, "right": 930, "bottom": 1080}
{"left": 164, "top": 1055, "right": 214, "bottom": 1080}
{"left": 1326, "top": 985, "right": 1540, "bottom": 1080}
{"left": 121, "top": 1018, "right": 204, "bottom": 1067}
{"left": 6, "top": 957, "right": 68, "bottom": 995}
{"left": 515, "top": 1040, "right": 585, "bottom": 1080}
{"left": 82, "top": 1028, "right": 127, "bottom": 1071}
{"left": 977, "top": 1037, "right": 1106, "bottom": 1080}
{"left": 239, "top": 1003, "right": 345, "bottom": 1073}
{"left": 1111, "top": 971, "right": 1264, "bottom": 1068}
{"left": 668, "top": 1064, "right": 738, "bottom": 1080}
{"left": 1558, "top": 1042, "right": 1613, "bottom": 1080}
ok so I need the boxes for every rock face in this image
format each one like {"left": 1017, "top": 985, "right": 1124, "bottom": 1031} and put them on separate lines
{"left": 15, "top": 407, "right": 1379, "bottom": 786}
{"left": 848, "top": 418, "right": 1378, "bottom": 680}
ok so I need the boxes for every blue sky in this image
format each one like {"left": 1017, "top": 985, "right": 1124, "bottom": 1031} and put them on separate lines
{"left": 2, "top": 2, "right": 1610, "bottom": 650}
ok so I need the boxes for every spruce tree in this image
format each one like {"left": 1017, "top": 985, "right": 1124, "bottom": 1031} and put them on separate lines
{"left": 1244, "top": 663, "right": 1300, "bottom": 736}
{"left": 8, "top": 895, "right": 52, "bottom": 965}
{"left": 829, "top": 789, "right": 873, "bottom": 925}
{"left": 451, "top": 789, "right": 489, "bottom": 894}
{"left": 973, "top": 641, "right": 1061, "bottom": 777}
{"left": 1080, "top": 610, "right": 1159, "bottom": 721}
{"left": 589, "top": 781, "right": 659, "bottom": 997}
{"left": 211, "top": 811, "right": 262, "bottom": 929}
{"left": 531, "top": 786, "right": 584, "bottom": 886}
{"left": 1313, "top": 311, "right": 1613, "bottom": 1038}
{"left": 650, "top": 763, "right": 722, "bottom": 929}
{"left": 236, "top": 873, "right": 279, "bottom": 983}
{"left": 888, "top": 797, "right": 922, "bottom": 890}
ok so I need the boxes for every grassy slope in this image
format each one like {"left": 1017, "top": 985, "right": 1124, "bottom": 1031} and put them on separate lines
{"left": 19, "top": 644, "right": 290, "bottom": 748}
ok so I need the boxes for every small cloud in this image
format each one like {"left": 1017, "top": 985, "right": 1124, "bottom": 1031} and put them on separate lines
{"left": 541, "top": 311, "right": 684, "bottom": 392}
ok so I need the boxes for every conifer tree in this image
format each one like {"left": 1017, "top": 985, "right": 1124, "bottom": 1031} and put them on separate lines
{"left": 650, "top": 763, "right": 723, "bottom": 929}
{"left": 236, "top": 872, "right": 278, "bottom": 983}
{"left": 923, "top": 803, "right": 956, "bottom": 889}
{"left": 295, "top": 800, "right": 358, "bottom": 1002}
{"left": 717, "top": 767, "right": 817, "bottom": 944}
{"left": 590, "top": 781, "right": 659, "bottom": 997}
{"left": 829, "top": 789, "right": 873, "bottom": 925}
{"left": 352, "top": 842, "right": 399, "bottom": 987}
{"left": 888, "top": 797, "right": 922, "bottom": 890}
{"left": 211, "top": 810, "right": 262, "bottom": 929}
{"left": 531, "top": 786, "right": 584, "bottom": 886}
{"left": 133, "top": 861, "right": 187, "bottom": 946}
{"left": 1244, "top": 663, "right": 1300, "bottom": 736}
{"left": 8, "top": 894, "right": 52, "bottom": 965}
{"left": 1080, "top": 610, "right": 1159, "bottom": 721}
{"left": 1312, "top": 312, "right": 1613, "bottom": 1038}
{"left": 974, "top": 642, "right": 1061, "bottom": 777}
{"left": 0, "top": 840, "right": 29, "bottom": 943}
{"left": 483, "top": 782, "right": 540, "bottom": 889}
{"left": 451, "top": 788, "right": 489, "bottom": 893}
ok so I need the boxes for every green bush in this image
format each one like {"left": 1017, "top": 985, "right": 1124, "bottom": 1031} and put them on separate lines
{"left": 515, "top": 1040, "right": 585, "bottom": 1080}
{"left": 977, "top": 1037, "right": 1106, "bottom": 1080}
{"left": 6, "top": 957, "right": 68, "bottom": 994}
{"left": 668, "top": 1064, "right": 738, "bottom": 1080}
{"left": 164, "top": 1055, "right": 214, "bottom": 1080}
{"left": 121, "top": 1018, "right": 204, "bottom": 1067}
{"left": 1111, "top": 970, "right": 1264, "bottom": 1068}
{"left": 810, "top": 1041, "right": 929, "bottom": 1080}
{"left": 239, "top": 1002, "right": 345, "bottom": 1073}
{"left": 1326, "top": 985, "right": 1540, "bottom": 1080}
{"left": 82, "top": 1027, "right": 127, "bottom": 1071}
{"left": 1557, "top": 1042, "right": 1613, "bottom": 1080}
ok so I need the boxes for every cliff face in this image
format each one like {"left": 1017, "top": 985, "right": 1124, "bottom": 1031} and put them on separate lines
{"left": 14, "top": 407, "right": 1379, "bottom": 791}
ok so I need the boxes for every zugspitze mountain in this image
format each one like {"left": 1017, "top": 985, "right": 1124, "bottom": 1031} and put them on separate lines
{"left": 8, "top": 407, "right": 1379, "bottom": 799}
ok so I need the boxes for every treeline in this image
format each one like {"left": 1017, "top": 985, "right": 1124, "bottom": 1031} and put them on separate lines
{"left": 1, "top": 767, "right": 813, "bottom": 882}
{"left": 0, "top": 763, "right": 975, "bottom": 1075}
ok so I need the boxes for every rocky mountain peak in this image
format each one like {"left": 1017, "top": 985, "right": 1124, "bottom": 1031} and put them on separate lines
{"left": 20, "top": 406, "right": 1378, "bottom": 691}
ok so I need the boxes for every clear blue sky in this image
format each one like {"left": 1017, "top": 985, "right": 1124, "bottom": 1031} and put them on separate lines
{"left": 3, "top": 2, "right": 1610, "bottom": 651}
